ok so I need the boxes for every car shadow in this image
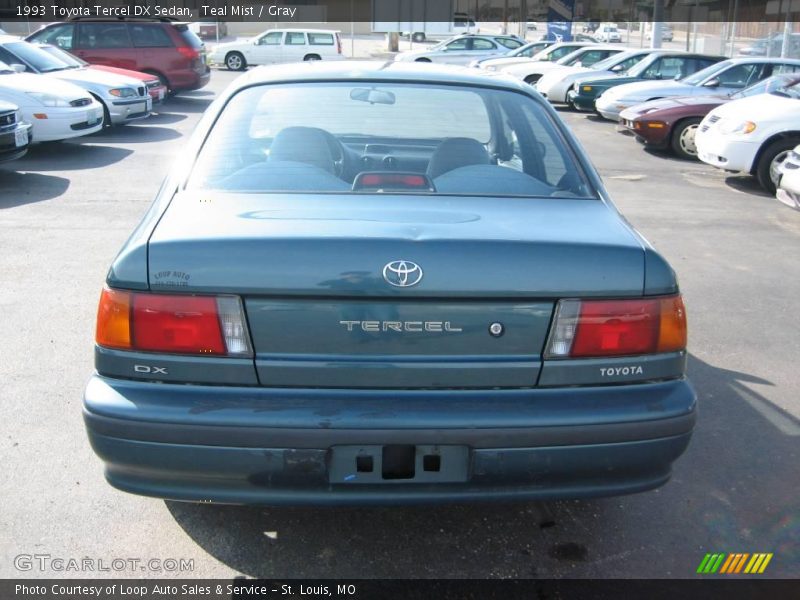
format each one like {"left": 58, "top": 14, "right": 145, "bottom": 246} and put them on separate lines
{"left": 0, "top": 170, "right": 70, "bottom": 208}
{"left": 163, "top": 353, "right": 800, "bottom": 578}
{"left": 164, "top": 95, "right": 214, "bottom": 114}
{"left": 89, "top": 125, "right": 183, "bottom": 144}
{"left": 144, "top": 111, "right": 188, "bottom": 126}
{"left": 724, "top": 175, "right": 772, "bottom": 198}
{"left": 10, "top": 143, "right": 132, "bottom": 172}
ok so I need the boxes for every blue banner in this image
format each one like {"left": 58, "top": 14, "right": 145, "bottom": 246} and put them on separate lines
{"left": 546, "top": 0, "right": 575, "bottom": 42}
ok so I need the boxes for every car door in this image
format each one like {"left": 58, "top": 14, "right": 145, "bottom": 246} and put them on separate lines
{"left": 469, "top": 38, "right": 503, "bottom": 62}
{"left": 73, "top": 22, "right": 138, "bottom": 70}
{"left": 128, "top": 23, "right": 175, "bottom": 74}
{"left": 251, "top": 31, "right": 284, "bottom": 64}
{"left": 710, "top": 62, "right": 765, "bottom": 94}
{"left": 283, "top": 31, "right": 308, "bottom": 63}
{"left": 436, "top": 37, "right": 472, "bottom": 64}
{"left": 640, "top": 56, "right": 686, "bottom": 80}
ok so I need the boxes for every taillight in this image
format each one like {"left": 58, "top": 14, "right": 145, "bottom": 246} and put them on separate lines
{"left": 176, "top": 46, "right": 200, "bottom": 60}
{"left": 545, "top": 295, "right": 686, "bottom": 359}
{"left": 95, "top": 287, "right": 252, "bottom": 356}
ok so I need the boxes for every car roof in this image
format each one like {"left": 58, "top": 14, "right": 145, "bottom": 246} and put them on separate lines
{"left": 722, "top": 56, "right": 800, "bottom": 64}
{"left": 235, "top": 60, "right": 533, "bottom": 93}
{"left": 261, "top": 29, "right": 340, "bottom": 34}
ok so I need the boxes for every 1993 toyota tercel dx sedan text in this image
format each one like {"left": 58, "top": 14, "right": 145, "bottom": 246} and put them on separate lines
{"left": 83, "top": 62, "right": 696, "bottom": 505}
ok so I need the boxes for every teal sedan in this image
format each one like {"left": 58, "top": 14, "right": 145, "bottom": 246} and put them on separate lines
{"left": 569, "top": 51, "right": 724, "bottom": 112}
{"left": 83, "top": 62, "right": 696, "bottom": 505}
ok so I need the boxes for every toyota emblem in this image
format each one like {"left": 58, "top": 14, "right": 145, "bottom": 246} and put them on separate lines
{"left": 382, "top": 260, "right": 423, "bottom": 288}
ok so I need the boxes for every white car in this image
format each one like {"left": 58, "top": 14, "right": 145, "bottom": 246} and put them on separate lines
{"left": 595, "top": 24, "right": 622, "bottom": 43}
{"left": 1, "top": 38, "right": 150, "bottom": 126}
{"left": 209, "top": 29, "right": 345, "bottom": 71}
{"left": 776, "top": 145, "right": 800, "bottom": 209}
{"left": 0, "top": 60, "right": 103, "bottom": 142}
{"left": 477, "top": 42, "right": 594, "bottom": 72}
{"left": 595, "top": 57, "right": 800, "bottom": 121}
{"left": 395, "top": 34, "right": 524, "bottom": 65}
{"left": 501, "top": 45, "right": 624, "bottom": 85}
{"left": 535, "top": 49, "right": 654, "bottom": 104}
{"left": 469, "top": 41, "right": 552, "bottom": 68}
{"left": 695, "top": 78, "right": 800, "bottom": 193}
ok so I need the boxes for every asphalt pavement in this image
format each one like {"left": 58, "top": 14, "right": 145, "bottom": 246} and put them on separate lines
{"left": 1, "top": 68, "right": 798, "bottom": 579}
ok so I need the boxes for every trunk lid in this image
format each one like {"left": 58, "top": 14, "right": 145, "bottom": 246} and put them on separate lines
{"left": 148, "top": 192, "right": 645, "bottom": 388}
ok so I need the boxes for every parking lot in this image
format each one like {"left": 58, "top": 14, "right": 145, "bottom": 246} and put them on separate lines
{"left": 1, "top": 67, "right": 798, "bottom": 579}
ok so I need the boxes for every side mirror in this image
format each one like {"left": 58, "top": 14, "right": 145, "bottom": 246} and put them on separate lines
{"left": 703, "top": 77, "right": 721, "bottom": 88}
{"left": 610, "top": 64, "right": 624, "bottom": 72}
{"left": 674, "top": 73, "right": 682, "bottom": 80}
{"left": 10, "top": 64, "right": 26, "bottom": 73}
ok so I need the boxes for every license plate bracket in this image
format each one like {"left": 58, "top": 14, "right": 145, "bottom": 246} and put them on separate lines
{"left": 14, "top": 128, "right": 27, "bottom": 147}
{"left": 328, "top": 444, "right": 469, "bottom": 484}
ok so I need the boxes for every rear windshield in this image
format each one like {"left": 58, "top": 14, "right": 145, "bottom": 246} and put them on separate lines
{"left": 187, "top": 82, "right": 595, "bottom": 199}
{"left": 174, "top": 24, "right": 203, "bottom": 48}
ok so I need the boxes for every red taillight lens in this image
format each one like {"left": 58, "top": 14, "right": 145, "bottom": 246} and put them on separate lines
{"left": 545, "top": 296, "right": 687, "bottom": 359}
{"left": 132, "top": 294, "right": 226, "bottom": 355}
{"left": 96, "top": 288, "right": 252, "bottom": 357}
{"left": 177, "top": 46, "right": 199, "bottom": 60}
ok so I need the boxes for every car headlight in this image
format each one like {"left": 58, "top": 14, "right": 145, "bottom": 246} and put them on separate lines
{"left": 26, "top": 92, "right": 70, "bottom": 107}
{"left": 109, "top": 88, "right": 137, "bottom": 98}
{"left": 718, "top": 120, "right": 757, "bottom": 135}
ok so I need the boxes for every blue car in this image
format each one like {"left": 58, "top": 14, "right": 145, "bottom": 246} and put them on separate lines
{"left": 84, "top": 62, "right": 696, "bottom": 505}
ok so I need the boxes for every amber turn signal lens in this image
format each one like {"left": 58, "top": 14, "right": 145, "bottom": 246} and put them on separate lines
{"left": 657, "top": 295, "right": 687, "bottom": 353}
{"left": 96, "top": 287, "right": 132, "bottom": 350}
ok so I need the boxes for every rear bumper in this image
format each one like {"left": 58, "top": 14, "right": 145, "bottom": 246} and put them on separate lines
{"left": 83, "top": 375, "right": 697, "bottom": 505}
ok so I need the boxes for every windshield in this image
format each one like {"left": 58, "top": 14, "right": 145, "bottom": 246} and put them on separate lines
{"left": 555, "top": 48, "right": 589, "bottom": 65}
{"left": 38, "top": 45, "right": 86, "bottom": 68}
{"left": 187, "top": 82, "right": 595, "bottom": 199}
{"left": 681, "top": 60, "right": 732, "bottom": 85}
{"left": 730, "top": 74, "right": 799, "bottom": 99}
{"left": 3, "top": 41, "right": 72, "bottom": 73}
{"left": 510, "top": 42, "right": 545, "bottom": 58}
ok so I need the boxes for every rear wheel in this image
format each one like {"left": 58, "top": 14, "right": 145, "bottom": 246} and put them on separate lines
{"left": 756, "top": 138, "right": 798, "bottom": 194}
{"left": 303, "top": 54, "right": 321, "bottom": 61}
{"left": 225, "top": 51, "right": 246, "bottom": 71}
{"left": 412, "top": 32, "right": 426, "bottom": 43}
{"left": 670, "top": 118, "right": 702, "bottom": 160}
{"left": 565, "top": 86, "right": 577, "bottom": 110}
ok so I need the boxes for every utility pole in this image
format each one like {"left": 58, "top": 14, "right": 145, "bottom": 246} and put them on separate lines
{"left": 652, "top": 0, "right": 664, "bottom": 49}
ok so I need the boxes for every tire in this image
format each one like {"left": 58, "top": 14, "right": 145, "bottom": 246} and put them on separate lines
{"left": 756, "top": 138, "right": 798, "bottom": 194}
{"left": 565, "top": 86, "right": 576, "bottom": 110}
{"left": 303, "top": 54, "right": 321, "bottom": 61}
{"left": 90, "top": 94, "right": 112, "bottom": 129}
{"left": 415, "top": 57, "right": 432, "bottom": 62}
{"left": 670, "top": 118, "right": 702, "bottom": 160}
{"left": 225, "top": 52, "right": 246, "bottom": 71}
{"left": 412, "top": 32, "right": 426, "bottom": 43}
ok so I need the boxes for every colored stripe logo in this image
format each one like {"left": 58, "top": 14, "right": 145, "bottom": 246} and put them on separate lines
{"left": 697, "top": 553, "right": 773, "bottom": 574}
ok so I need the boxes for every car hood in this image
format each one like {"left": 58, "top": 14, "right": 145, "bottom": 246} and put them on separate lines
{"left": 620, "top": 95, "right": 727, "bottom": 120}
{"left": 577, "top": 73, "right": 638, "bottom": 88}
{"left": 0, "top": 99, "right": 17, "bottom": 111}
{"left": 704, "top": 92, "right": 800, "bottom": 124}
{"left": 90, "top": 65, "right": 154, "bottom": 82}
{"left": 486, "top": 57, "right": 537, "bottom": 69}
{"left": 0, "top": 71, "right": 89, "bottom": 100}
{"left": 44, "top": 67, "right": 142, "bottom": 90}
{"left": 606, "top": 80, "right": 694, "bottom": 101}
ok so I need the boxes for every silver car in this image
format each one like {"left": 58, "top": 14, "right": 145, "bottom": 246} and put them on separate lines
{"left": 0, "top": 37, "right": 151, "bottom": 126}
{"left": 394, "top": 34, "right": 524, "bottom": 65}
{"left": 596, "top": 57, "right": 800, "bottom": 121}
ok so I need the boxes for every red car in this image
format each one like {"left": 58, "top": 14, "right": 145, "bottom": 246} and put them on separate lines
{"left": 620, "top": 73, "right": 800, "bottom": 159}
{"left": 26, "top": 18, "right": 210, "bottom": 95}
{"left": 36, "top": 44, "right": 167, "bottom": 103}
